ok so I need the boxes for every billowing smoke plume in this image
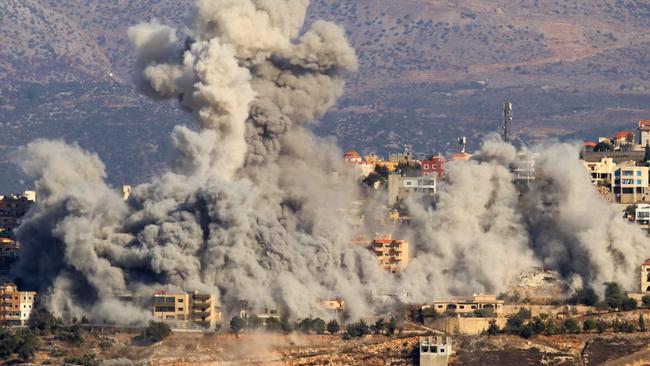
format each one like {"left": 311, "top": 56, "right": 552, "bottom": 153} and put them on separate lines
{"left": 11, "top": 1, "right": 649, "bottom": 324}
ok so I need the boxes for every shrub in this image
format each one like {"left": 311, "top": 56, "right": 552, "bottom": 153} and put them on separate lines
{"left": 639, "top": 315, "right": 646, "bottom": 332}
{"left": 28, "top": 307, "right": 62, "bottom": 335}
{"left": 604, "top": 282, "right": 625, "bottom": 309}
{"left": 583, "top": 319, "right": 597, "bottom": 332}
{"left": 621, "top": 297, "right": 637, "bottom": 311}
{"left": 247, "top": 315, "right": 263, "bottom": 329}
{"left": 343, "top": 320, "right": 369, "bottom": 339}
{"left": 563, "top": 319, "right": 581, "bottom": 334}
{"left": 484, "top": 319, "right": 500, "bottom": 335}
{"left": 143, "top": 321, "right": 172, "bottom": 342}
{"left": 312, "top": 318, "right": 326, "bottom": 334}
{"left": 386, "top": 317, "right": 398, "bottom": 336}
{"left": 569, "top": 288, "right": 599, "bottom": 306}
{"left": 596, "top": 319, "right": 609, "bottom": 333}
{"left": 229, "top": 316, "right": 245, "bottom": 334}
{"left": 56, "top": 325, "right": 84, "bottom": 345}
{"left": 265, "top": 317, "right": 282, "bottom": 332}
{"left": 326, "top": 319, "right": 340, "bottom": 334}
{"left": 64, "top": 353, "right": 100, "bottom": 366}
{"left": 14, "top": 329, "right": 38, "bottom": 362}
{"left": 642, "top": 295, "right": 650, "bottom": 308}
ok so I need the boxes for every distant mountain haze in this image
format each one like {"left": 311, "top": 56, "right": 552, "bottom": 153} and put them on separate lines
{"left": 0, "top": 0, "right": 649, "bottom": 189}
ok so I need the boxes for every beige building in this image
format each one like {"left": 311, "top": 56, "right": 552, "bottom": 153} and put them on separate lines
{"left": 387, "top": 174, "right": 436, "bottom": 206}
{"left": 371, "top": 234, "right": 409, "bottom": 273}
{"left": 641, "top": 259, "right": 650, "bottom": 293}
{"left": 581, "top": 157, "right": 616, "bottom": 185}
{"left": 0, "top": 283, "right": 37, "bottom": 326}
{"left": 152, "top": 290, "right": 221, "bottom": 329}
{"left": 612, "top": 161, "right": 649, "bottom": 204}
{"left": 423, "top": 294, "right": 504, "bottom": 316}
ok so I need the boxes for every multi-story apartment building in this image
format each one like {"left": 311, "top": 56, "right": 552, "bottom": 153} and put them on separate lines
{"left": 0, "top": 237, "right": 19, "bottom": 258}
{"left": 612, "top": 162, "right": 649, "bottom": 204}
{"left": 581, "top": 157, "right": 616, "bottom": 185}
{"left": 0, "top": 192, "right": 36, "bottom": 231}
{"left": 152, "top": 290, "right": 221, "bottom": 329}
{"left": 371, "top": 234, "right": 409, "bottom": 273}
{"left": 639, "top": 120, "right": 650, "bottom": 146}
{"left": 0, "top": 283, "right": 37, "bottom": 326}
{"left": 387, "top": 174, "right": 436, "bottom": 206}
{"left": 421, "top": 155, "right": 445, "bottom": 179}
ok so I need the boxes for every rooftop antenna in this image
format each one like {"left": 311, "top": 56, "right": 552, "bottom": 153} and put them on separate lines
{"left": 503, "top": 101, "right": 513, "bottom": 143}
{"left": 458, "top": 136, "right": 467, "bottom": 153}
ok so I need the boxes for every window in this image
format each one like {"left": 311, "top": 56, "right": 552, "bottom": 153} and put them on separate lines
{"left": 637, "top": 171, "right": 642, "bottom": 176}
{"left": 423, "top": 164, "right": 429, "bottom": 169}
{"left": 178, "top": 299, "right": 184, "bottom": 303}
{"left": 637, "top": 180, "right": 642, "bottom": 185}
{"left": 623, "top": 170, "right": 633, "bottom": 176}
{"left": 178, "top": 308, "right": 184, "bottom": 311}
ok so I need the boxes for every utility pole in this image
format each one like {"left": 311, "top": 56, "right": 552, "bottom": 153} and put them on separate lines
{"left": 503, "top": 101, "right": 513, "bottom": 143}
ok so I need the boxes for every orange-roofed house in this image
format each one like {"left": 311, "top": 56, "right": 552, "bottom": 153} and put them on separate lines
{"left": 613, "top": 130, "right": 635, "bottom": 150}
{"left": 639, "top": 120, "right": 650, "bottom": 146}
{"left": 583, "top": 141, "right": 597, "bottom": 152}
{"left": 343, "top": 150, "right": 362, "bottom": 163}
{"left": 451, "top": 152, "right": 471, "bottom": 161}
{"left": 343, "top": 150, "right": 375, "bottom": 177}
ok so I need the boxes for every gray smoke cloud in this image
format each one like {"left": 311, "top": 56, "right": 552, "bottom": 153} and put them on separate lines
{"left": 10, "top": 1, "right": 649, "bottom": 325}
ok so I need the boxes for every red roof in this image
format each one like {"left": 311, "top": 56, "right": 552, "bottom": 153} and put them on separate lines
{"left": 615, "top": 131, "right": 634, "bottom": 139}
{"left": 643, "top": 258, "right": 650, "bottom": 266}
{"left": 344, "top": 150, "right": 360, "bottom": 158}
{"left": 583, "top": 141, "right": 597, "bottom": 148}
{"left": 640, "top": 120, "right": 650, "bottom": 127}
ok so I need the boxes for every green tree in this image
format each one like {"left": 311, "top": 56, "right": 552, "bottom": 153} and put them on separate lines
{"left": 569, "top": 288, "right": 599, "bottom": 306}
{"left": 583, "top": 319, "right": 597, "bottom": 332}
{"left": 265, "top": 317, "right": 282, "bottom": 332}
{"left": 312, "top": 318, "right": 326, "bottom": 334}
{"left": 563, "top": 319, "right": 581, "bottom": 334}
{"left": 56, "top": 325, "right": 84, "bottom": 345}
{"left": 296, "top": 318, "right": 314, "bottom": 334}
{"left": 0, "top": 327, "right": 18, "bottom": 359}
{"left": 372, "top": 318, "right": 387, "bottom": 335}
{"left": 27, "top": 307, "right": 61, "bottom": 335}
{"left": 604, "top": 282, "right": 626, "bottom": 309}
{"left": 14, "top": 329, "right": 38, "bottom": 362}
{"left": 531, "top": 317, "right": 546, "bottom": 335}
{"left": 247, "top": 315, "right": 263, "bottom": 329}
{"left": 545, "top": 320, "right": 558, "bottom": 336}
{"left": 280, "top": 317, "right": 292, "bottom": 334}
{"left": 642, "top": 295, "right": 650, "bottom": 308}
{"left": 64, "top": 353, "right": 101, "bottom": 366}
{"left": 326, "top": 319, "right": 340, "bottom": 334}
{"left": 485, "top": 319, "right": 500, "bottom": 335}
{"left": 143, "top": 321, "right": 171, "bottom": 342}
{"left": 505, "top": 308, "right": 531, "bottom": 335}
{"left": 344, "top": 320, "right": 369, "bottom": 338}
{"left": 639, "top": 315, "right": 646, "bottom": 332}
{"left": 596, "top": 319, "right": 609, "bottom": 333}
{"left": 230, "top": 316, "right": 245, "bottom": 334}
{"left": 386, "top": 317, "right": 398, "bottom": 336}
{"left": 621, "top": 297, "right": 638, "bottom": 311}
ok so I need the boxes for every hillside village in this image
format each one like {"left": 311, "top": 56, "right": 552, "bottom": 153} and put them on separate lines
{"left": 1, "top": 120, "right": 650, "bottom": 365}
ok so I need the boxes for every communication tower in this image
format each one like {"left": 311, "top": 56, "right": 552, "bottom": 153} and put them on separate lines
{"left": 503, "top": 101, "right": 513, "bottom": 143}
